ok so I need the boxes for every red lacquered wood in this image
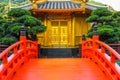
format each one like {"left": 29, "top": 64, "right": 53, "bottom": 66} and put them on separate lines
{"left": 82, "top": 35, "right": 120, "bottom": 80}
{"left": 0, "top": 36, "right": 38, "bottom": 80}
{"left": 12, "top": 58, "right": 110, "bottom": 80}
{"left": 1, "top": 34, "right": 120, "bottom": 80}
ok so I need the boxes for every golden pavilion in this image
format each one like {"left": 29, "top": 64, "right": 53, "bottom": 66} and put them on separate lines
{"left": 28, "top": 0, "right": 100, "bottom": 48}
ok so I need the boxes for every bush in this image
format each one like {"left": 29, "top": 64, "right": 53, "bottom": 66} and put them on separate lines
{"left": 8, "top": 8, "right": 31, "bottom": 17}
{"left": 0, "top": 8, "right": 46, "bottom": 45}
{"left": 86, "top": 8, "right": 120, "bottom": 43}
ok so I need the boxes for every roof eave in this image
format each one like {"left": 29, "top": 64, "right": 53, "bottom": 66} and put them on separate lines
{"left": 32, "top": 8, "right": 85, "bottom": 13}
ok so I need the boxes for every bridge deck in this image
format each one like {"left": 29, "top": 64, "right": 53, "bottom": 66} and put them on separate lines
{"left": 12, "top": 58, "right": 109, "bottom": 80}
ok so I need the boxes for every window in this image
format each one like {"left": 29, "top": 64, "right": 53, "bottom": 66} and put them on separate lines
{"left": 60, "top": 21, "right": 67, "bottom": 26}
{"left": 51, "top": 21, "right": 59, "bottom": 26}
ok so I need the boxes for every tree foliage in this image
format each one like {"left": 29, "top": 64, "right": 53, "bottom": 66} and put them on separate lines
{"left": 8, "top": 8, "right": 31, "bottom": 17}
{"left": 86, "top": 8, "right": 120, "bottom": 43}
{"left": 0, "top": 0, "right": 30, "bottom": 7}
{"left": 0, "top": 8, "right": 46, "bottom": 45}
{"left": 0, "top": 2, "right": 9, "bottom": 18}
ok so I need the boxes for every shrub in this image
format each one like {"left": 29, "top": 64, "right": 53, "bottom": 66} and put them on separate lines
{"left": 86, "top": 8, "right": 120, "bottom": 43}
{"left": 0, "top": 8, "right": 46, "bottom": 45}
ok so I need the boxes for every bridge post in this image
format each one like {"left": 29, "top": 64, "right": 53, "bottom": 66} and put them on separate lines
{"left": 82, "top": 34, "right": 86, "bottom": 41}
{"left": 81, "top": 34, "right": 86, "bottom": 57}
{"left": 20, "top": 26, "right": 28, "bottom": 61}
{"left": 20, "top": 26, "right": 26, "bottom": 41}
{"left": 93, "top": 23, "right": 99, "bottom": 40}
{"left": 93, "top": 23, "right": 99, "bottom": 49}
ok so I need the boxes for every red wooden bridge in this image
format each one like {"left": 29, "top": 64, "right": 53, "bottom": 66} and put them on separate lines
{"left": 0, "top": 31, "right": 120, "bottom": 80}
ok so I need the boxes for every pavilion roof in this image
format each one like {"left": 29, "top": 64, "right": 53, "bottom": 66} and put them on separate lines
{"left": 12, "top": 1, "right": 107, "bottom": 13}
{"left": 37, "top": 1, "right": 80, "bottom": 9}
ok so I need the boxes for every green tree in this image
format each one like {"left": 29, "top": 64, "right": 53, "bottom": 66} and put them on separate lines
{"left": 86, "top": 8, "right": 120, "bottom": 43}
{"left": 0, "top": 8, "right": 46, "bottom": 45}
{"left": 0, "top": 2, "right": 9, "bottom": 17}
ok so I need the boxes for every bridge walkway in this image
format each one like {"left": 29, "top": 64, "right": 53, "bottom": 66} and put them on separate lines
{"left": 12, "top": 58, "right": 110, "bottom": 80}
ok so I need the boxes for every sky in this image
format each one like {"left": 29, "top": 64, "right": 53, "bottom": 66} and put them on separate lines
{"left": 94, "top": 0, "right": 120, "bottom": 11}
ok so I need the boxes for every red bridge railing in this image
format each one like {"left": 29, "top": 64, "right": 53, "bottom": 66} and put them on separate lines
{"left": 82, "top": 36, "right": 120, "bottom": 80}
{"left": 0, "top": 28, "right": 38, "bottom": 80}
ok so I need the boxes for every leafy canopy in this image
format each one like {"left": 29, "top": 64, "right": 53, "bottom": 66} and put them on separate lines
{"left": 0, "top": 8, "right": 46, "bottom": 45}
{"left": 86, "top": 8, "right": 120, "bottom": 43}
{"left": 8, "top": 8, "right": 31, "bottom": 17}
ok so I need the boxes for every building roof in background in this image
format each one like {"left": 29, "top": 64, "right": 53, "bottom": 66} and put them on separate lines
{"left": 11, "top": 1, "right": 107, "bottom": 11}
{"left": 11, "top": 3, "right": 32, "bottom": 9}
{"left": 93, "top": 0, "right": 120, "bottom": 11}
{"left": 37, "top": 1, "right": 80, "bottom": 9}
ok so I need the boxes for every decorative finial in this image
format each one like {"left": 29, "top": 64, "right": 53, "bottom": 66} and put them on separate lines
{"left": 82, "top": 34, "right": 86, "bottom": 41}
{"left": 20, "top": 26, "right": 26, "bottom": 36}
{"left": 93, "top": 23, "right": 98, "bottom": 36}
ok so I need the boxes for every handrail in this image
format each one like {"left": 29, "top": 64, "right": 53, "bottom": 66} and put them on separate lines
{"left": 0, "top": 40, "right": 38, "bottom": 80}
{"left": 82, "top": 37, "right": 120, "bottom": 80}
{"left": 96, "top": 40, "right": 120, "bottom": 61}
{"left": 0, "top": 41, "right": 23, "bottom": 60}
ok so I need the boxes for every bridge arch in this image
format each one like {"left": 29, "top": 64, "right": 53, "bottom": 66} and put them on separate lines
{"left": 0, "top": 28, "right": 120, "bottom": 80}
{"left": 82, "top": 36, "right": 120, "bottom": 80}
{"left": 0, "top": 28, "right": 38, "bottom": 80}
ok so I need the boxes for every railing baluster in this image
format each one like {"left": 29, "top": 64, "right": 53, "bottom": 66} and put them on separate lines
{"left": 101, "top": 46, "right": 105, "bottom": 54}
{"left": 2, "top": 53, "right": 8, "bottom": 64}
{"left": 110, "top": 52, "right": 116, "bottom": 64}
{"left": 14, "top": 46, "right": 18, "bottom": 54}
{"left": 27, "top": 42, "right": 30, "bottom": 48}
